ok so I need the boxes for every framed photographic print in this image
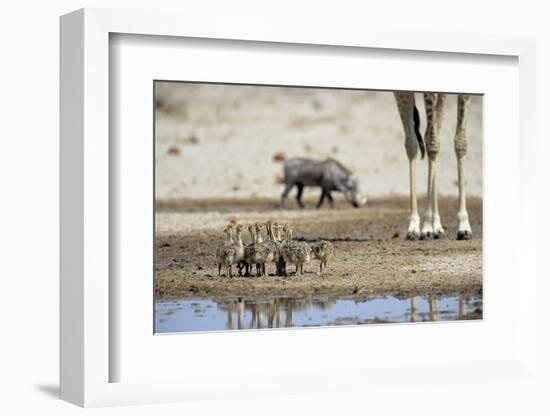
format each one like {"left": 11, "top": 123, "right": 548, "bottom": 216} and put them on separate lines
{"left": 153, "top": 81, "right": 483, "bottom": 335}
{"left": 60, "top": 8, "right": 538, "bottom": 408}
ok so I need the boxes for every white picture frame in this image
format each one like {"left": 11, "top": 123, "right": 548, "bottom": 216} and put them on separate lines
{"left": 60, "top": 7, "right": 538, "bottom": 408}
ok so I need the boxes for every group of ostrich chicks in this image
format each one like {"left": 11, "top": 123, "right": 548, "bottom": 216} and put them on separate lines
{"left": 216, "top": 220, "right": 334, "bottom": 278}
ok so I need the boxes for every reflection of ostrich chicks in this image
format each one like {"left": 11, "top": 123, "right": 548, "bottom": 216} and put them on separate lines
{"left": 216, "top": 224, "right": 236, "bottom": 277}
{"left": 312, "top": 240, "right": 334, "bottom": 273}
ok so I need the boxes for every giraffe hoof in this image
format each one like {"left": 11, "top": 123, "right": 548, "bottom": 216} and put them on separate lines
{"left": 420, "top": 232, "right": 435, "bottom": 240}
{"left": 406, "top": 231, "right": 420, "bottom": 240}
{"left": 457, "top": 230, "right": 472, "bottom": 240}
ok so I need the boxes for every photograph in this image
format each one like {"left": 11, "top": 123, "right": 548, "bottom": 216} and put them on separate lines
{"left": 153, "top": 82, "right": 483, "bottom": 333}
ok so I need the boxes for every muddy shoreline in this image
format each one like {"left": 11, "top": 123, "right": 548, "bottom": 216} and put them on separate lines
{"left": 155, "top": 195, "right": 483, "bottom": 299}
{"left": 156, "top": 265, "right": 483, "bottom": 299}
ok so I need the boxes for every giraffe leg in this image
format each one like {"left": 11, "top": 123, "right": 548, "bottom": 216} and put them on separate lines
{"left": 431, "top": 163, "right": 444, "bottom": 238}
{"left": 431, "top": 95, "right": 447, "bottom": 238}
{"left": 420, "top": 93, "right": 437, "bottom": 239}
{"left": 455, "top": 95, "right": 472, "bottom": 240}
{"left": 394, "top": 92, "right": 421, "bottom": 240}
{"left": 406, "top": 159, "right": 421, "bottom": 240}
{"left": 420, "top": 158, "right": 436, "bottom": 239}
{"left": 421, "top": 93, "right": 446, "bottom": 240}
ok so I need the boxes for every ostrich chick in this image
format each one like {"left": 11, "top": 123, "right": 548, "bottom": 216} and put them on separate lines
{"left": 216, "top": 224, "right": 236, "bottom": 277}
{"left": 256, "top": 220, "right": 278, "bottom": 276}
{"left": 312, "top": 240, "right": 334, "bottom": 273}
{"left": 272, "top": 222, "right": 286, "bottom": 276}
{"left": 232, "top": 224, "right": 245, "bottom": 275}
{"left": 282, "top": 223, "right": 311, "bottom": 276}
{"left": 244, "top": 224, "right": 259, "bottom": 276}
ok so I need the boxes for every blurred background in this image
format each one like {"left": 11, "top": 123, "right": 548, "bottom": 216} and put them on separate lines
{"left": 154, "top": 82, "right": 482, "bottom": 203}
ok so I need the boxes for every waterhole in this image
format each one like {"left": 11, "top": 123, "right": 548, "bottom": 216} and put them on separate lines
{"left": 155, "top": 294, "right": 482, "bottom": 334}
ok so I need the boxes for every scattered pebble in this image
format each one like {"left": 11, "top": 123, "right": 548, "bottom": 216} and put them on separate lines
{"left": 311, "top": 98, "right": 323, "bottom": 110}
{"left": 167, "top": 146, "right": 180, "bottom": 156}
{"left": 272, "top": 152, "right": 286, "bottom": 162}
{"left": 184, "top": 134, "right": 199, "bottom": 145}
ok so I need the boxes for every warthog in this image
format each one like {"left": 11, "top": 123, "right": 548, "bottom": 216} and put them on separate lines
{"left": 280, "top": 157, "right": 367, "bottom": 208}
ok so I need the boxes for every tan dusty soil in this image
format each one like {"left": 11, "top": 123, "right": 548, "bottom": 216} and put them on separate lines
{"left": 155, "top": 195, "right": 482, "bottom": 299}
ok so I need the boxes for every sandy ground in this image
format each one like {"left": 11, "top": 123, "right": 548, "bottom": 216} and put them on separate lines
{"left": 155, "top": 83, "right": 483, "bottom": 201}
{"left": 155, "top": 196, "right": 483, "bottom": 299}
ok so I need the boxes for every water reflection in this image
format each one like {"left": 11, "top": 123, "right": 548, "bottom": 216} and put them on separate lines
{"left": 155, "top": 294, "right": 482, "bottom": 334}
{"left": 410, "top": 296, "right": 417, "bottom": 323}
